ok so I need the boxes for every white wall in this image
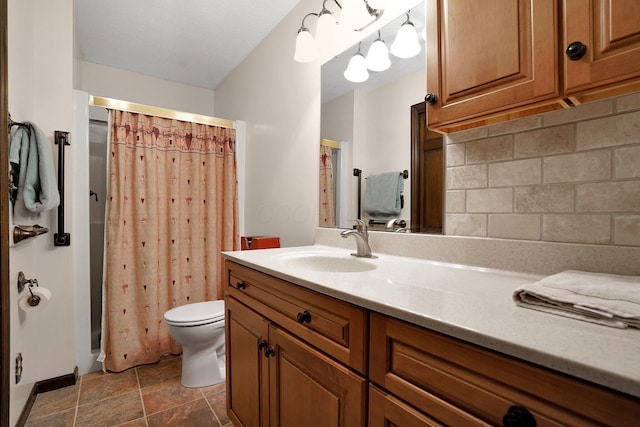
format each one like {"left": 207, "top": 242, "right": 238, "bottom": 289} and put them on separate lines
{"left": 214, "top": 0, "right": 424, "bottom": 247}
{"left": 8, "top": 0, "right": 76, "bottom": 424}
{"left": 322, "top": 91, "right": 355, "bottom": 142}
{"left": 214, "top": 0, "right": 321, "bottom": 247}
{"left": 79, "top": 61, "right": 216, "bottom": 116}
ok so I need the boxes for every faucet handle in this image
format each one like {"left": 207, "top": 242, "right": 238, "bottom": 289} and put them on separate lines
{"left": 353, "top": 219, "right": 368, "bottom": 235}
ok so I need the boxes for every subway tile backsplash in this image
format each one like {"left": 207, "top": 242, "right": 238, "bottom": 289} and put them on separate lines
{"left": 444, "top": 91, "right": 640, "bottom": 247}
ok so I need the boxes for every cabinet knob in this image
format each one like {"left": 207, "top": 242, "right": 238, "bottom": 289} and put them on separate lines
{"left": 502, "top": 405, "right": 536, "bottom": 427}
{"left": 257, "top": 339, "right": 268, "bottom": 351}
{"left": 235, "top": 281, "right": 246, "bottom": 290}
{"left": 296, "top": 310, "right": 312, "bottom": 324}
{"left": 264, "top": 346, "right": 275, "bottom": 358}
{"left": 565, "top": 41, "right": 587, "bottom": 61}
{"left": 425, "top": 93, "right": 439, "bottom": 105}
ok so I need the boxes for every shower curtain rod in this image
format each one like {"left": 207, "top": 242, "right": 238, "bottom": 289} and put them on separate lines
{"left": 89, "top": 95, "right": 235, "bottom": 129}
{"left": 320, "top": 138, "right": 340, "bottom": 148}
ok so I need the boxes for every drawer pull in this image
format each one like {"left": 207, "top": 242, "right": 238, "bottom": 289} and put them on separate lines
{"left": 503, "top": 405, "right": 536, "bottom": 427}
{"left": 235, "top": 281, "right": 246, "bottom": 290}
{"left": 296, "top": 310, "right": 312, "bottom": 324}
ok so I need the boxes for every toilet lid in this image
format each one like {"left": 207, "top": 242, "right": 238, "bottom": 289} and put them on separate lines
{"left": 164, "top": 300, "right": 225, "bottom": 326}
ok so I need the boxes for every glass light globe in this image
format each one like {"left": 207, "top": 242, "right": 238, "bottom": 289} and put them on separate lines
{"left": 390, "top": 21, "right": 421, "bottom": 59}
{"left": 367, "top": 0, "right": 388, "bottom": 9}
{"left": 294, "top": 29, "right": 318, "bottom": 63}
{"left": 365, "top": 39, "right": 391, "bottom": 71}
{"left": 344, "top": 52, "right": 369, "bottom": 83}
{"left": 316, "top": 10, "right": 338, "bottom": 55}
{"left": 339, "top": 0, "right": 371, "bottom": 31}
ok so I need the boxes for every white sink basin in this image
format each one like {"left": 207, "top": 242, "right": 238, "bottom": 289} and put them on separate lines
{"left": 273, "top": 251, "right": 377, "bottom": 273}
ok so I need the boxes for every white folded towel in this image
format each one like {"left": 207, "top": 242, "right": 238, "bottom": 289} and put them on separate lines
{"left": 513, "top": 270, "right": 640, "bottom": 329}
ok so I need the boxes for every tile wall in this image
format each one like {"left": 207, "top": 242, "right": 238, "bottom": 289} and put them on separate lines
{"left": 444, "top": 92, "right": 640, "bottom": 247}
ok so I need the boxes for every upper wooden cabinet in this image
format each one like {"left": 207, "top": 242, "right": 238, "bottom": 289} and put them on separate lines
{"left": 426, "top": 0, "right": 640, "bottom": 133}
{"left": 563, "top": 0, "right": 640, "bottom": 98}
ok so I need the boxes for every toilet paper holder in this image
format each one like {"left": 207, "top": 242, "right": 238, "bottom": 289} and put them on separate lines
{"left": 17, "top": 271, "right": 42, "bottom": 307}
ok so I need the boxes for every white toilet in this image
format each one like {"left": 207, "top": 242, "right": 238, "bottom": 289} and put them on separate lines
{"left": 163, "top": 300, "right": 226, "bottom": 388}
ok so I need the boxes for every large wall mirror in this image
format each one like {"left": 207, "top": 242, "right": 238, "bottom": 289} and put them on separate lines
{"left": 320, "top": 1, "right": 441, "bottom": 233}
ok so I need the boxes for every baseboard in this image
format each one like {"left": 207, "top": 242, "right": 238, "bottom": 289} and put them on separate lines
{"left": 15, "top": 367, "right": 79, "bottom": 427}
{"left": 35, "top": 366, "right": 78, "bottom": 393}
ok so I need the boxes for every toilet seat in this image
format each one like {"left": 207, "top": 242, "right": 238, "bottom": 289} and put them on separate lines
{"left": 164, "top": 300, "right": 225, "bottom": 327}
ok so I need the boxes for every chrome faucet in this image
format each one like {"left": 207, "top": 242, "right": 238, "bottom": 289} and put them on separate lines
{"left": 385, "top": 218, "right": 407, "bottom": 231}
{"left": 340, "top": 219, "right": 375, "bottom": 258}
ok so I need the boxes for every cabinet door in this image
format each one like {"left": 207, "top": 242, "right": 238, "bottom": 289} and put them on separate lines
{"left": 426, "top": 0, "right": 559, "bottom": 130}
{"left": 563, "top": 0, "right": 640, "bottom": 95}
{"left": 226, "top": 297, "right": 270, "bottom": 427}
{"left": 268, "top": 325, "right": 366, "bottom": 427}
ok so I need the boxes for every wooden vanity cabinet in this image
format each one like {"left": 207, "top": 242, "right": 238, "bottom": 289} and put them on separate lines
{"left": 225, "top": 260, "right": 640, "bottom": 426}
{"left": 224, "top": 261, "right": 368, "bottom": 427}
{"left": 426, "top": 0, "right": 640, "bottom": 133}
{"left": 369, "top": 313, "right": 640, "bottom": 426}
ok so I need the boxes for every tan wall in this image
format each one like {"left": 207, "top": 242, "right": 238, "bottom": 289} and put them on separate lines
{"left": 444, "top": 92, "right": 640, "bottom": 247}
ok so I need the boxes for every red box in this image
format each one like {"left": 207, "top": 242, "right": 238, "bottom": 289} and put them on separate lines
{"left": 241, "top": 236, "right": 280, "bottom": 250}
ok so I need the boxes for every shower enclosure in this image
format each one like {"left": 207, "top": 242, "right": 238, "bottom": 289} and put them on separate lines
{"left": 88, "top": 108, "right": 108, "bottom": 352}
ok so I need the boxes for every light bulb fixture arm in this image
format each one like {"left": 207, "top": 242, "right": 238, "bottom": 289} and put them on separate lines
{"left": 401, "top": 10, "right": 415, "bottom": 28}
{"left": 355, "top": 0, "right": 384, "bottom": 31}
{"left": 298, "top": 12, "right": 319, "bottom": 33}
{"left": 324, "top": 0, "right": 342, "bottom": 10}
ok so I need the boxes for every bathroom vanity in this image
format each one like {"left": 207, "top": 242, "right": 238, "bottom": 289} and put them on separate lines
{"left": 223, "top": 245, "right": 640, "bottom": 426}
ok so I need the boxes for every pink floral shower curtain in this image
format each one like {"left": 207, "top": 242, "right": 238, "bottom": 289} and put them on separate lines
{"left": 319, "top": 144, "right": 336, "bottom": 227}
{"left": 103, "top": 110, "right": 238, "bottom": 372}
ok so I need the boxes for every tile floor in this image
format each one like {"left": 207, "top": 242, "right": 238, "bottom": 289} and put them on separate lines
{"left": 24, "top": 355, "right": 231, "bottom": 427}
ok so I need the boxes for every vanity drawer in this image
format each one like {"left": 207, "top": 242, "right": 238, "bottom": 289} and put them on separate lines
{"left": 370, "top": 313, "right": 640, "bottom": 426}
{"left": 225, "top": 260, "right": 368, "bottom": 374}
{"left": 368, "top": 384, "right": 487, "bottom": 427}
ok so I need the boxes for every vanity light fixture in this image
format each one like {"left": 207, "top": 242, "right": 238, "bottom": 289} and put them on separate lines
{"left": 293, "top": 0, "right": 385, "bottom": 63}
{"left": 367, "top": 0, "right": 388, "bottom": 9}
{"left": 340, "top": 0, "right": 371, "bottom": 31}
{"left": 390, "top": 10, "right": 421, "bottom": 59}
{"left": 365, "top": 30, "right": 391, "bottom": 72}
{"left": 294, "top": 13, "right": 320, "bottom": 63}
{"left": 344, "top": 42, "right": 370, "bottom": 83}
{"left": 316, "top": 2, "right": 339, "bottom": 56}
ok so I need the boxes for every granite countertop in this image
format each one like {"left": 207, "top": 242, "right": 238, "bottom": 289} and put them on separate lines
{"left": 222, "top": 244, "right": 640, "bottom": 398}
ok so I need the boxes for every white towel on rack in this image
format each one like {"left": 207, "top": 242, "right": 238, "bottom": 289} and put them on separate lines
{"left": 10, "top": 123, "right": 60, "bottom": 212}
{"left": 513, "top": 270, "right": 640, "bottom": 329}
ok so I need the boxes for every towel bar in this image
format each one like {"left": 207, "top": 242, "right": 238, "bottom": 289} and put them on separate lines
{"left": 54, "top": 130, "right": 71, "bottom": 246}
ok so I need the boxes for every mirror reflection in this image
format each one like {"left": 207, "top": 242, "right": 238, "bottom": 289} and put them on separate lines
{"left": 321, "top": 2, "right": 437, "bottom": 232}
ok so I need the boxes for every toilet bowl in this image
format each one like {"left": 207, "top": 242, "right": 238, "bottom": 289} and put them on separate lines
{"left": 163, "top": 300, "right": 226, "bottom": 388}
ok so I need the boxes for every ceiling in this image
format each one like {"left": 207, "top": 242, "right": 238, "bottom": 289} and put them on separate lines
{"left": 75, "top": 0, "right": 302, "bottom": 90}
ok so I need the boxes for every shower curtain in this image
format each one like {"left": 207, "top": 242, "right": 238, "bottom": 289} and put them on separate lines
{"left": 319, "top": 144, "right": 336, "bottom": 227}
{"left": 102, "top": 110, "right": 238, "bottom": 372}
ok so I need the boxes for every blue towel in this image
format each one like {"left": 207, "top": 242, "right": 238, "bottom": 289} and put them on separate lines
{"left": 363, "top": 171, "right": 404, "bottom": 218}
{"left": 10, "top": 123, "right": 60, "bottom": 212}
